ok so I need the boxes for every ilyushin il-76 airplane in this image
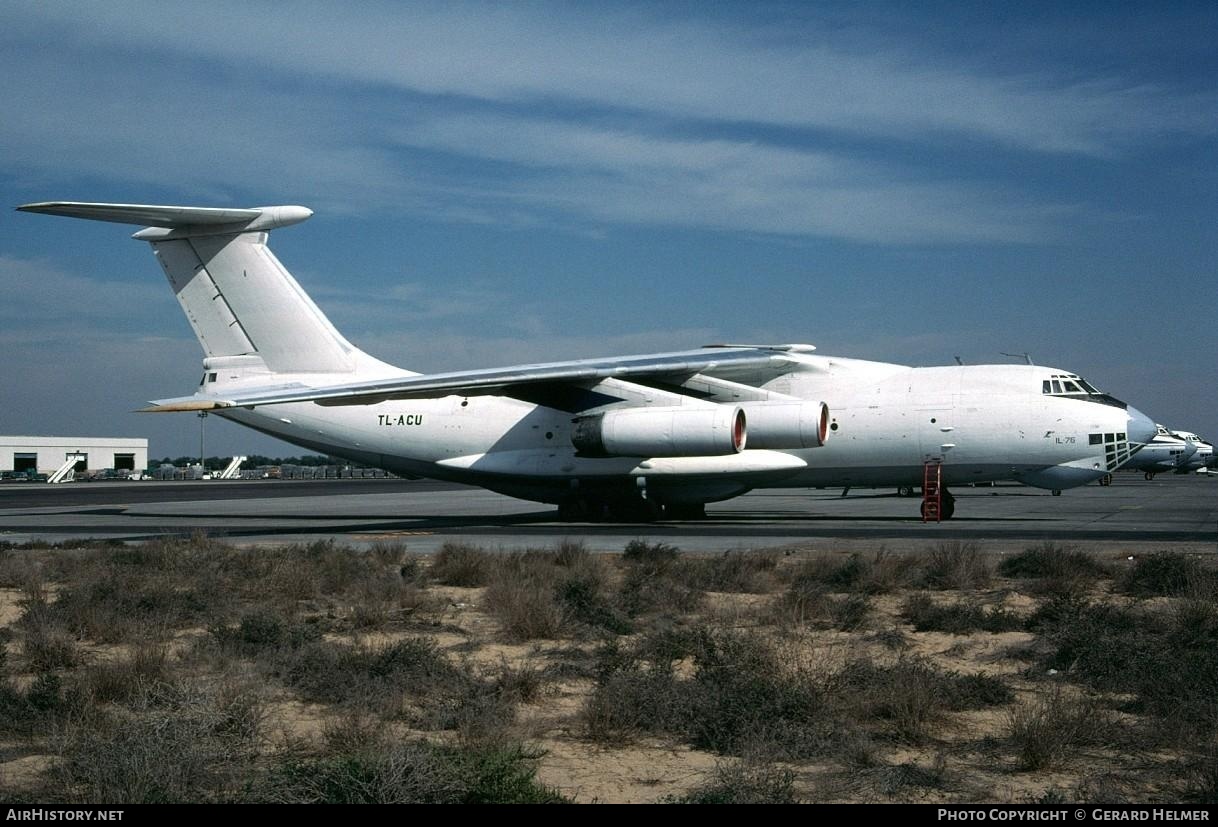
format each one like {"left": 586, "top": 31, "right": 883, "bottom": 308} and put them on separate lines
{"left": 1120, "top": 426, "right": 1212, "bottom": 479}
{"left": 18, "top": 202, "right": 1157, "bottom": 521}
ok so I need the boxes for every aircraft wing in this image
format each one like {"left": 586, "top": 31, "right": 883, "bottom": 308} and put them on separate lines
{"left": 142, "top": 346, "right": 807, "bottom": 411}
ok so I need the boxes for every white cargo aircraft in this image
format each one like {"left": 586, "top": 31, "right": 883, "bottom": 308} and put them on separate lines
{"left": 1170, "top": 430, "right": 1215, "bottom": 472}
{"left": 18, "top": 202, "right": 1157, "bottom": 520}
{"left": 1120, "top": 426, "right": 1211, "bottom": 479}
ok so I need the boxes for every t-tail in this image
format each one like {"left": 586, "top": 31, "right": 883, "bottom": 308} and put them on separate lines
{"left": 16, "top": 202, "right": 399, "bottom": 380}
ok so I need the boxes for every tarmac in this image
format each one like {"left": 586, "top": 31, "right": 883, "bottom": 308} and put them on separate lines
{"left": 0, "top": 472, "right": 1214, "bottom": 555}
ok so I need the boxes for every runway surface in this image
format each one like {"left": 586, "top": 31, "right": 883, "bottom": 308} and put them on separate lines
{"left": 1, "top": 473, "right": 1214, "bottom": 554}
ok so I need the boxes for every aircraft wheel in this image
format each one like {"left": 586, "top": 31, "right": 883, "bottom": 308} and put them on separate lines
{"left": 919, "top": 492, "right": 954, "bottom": 521}
{"left": 1052, "top": 489, "right": 1062, "bottom": 496}
{"left": 664, "top": 502, "right": 707, "bottom": 520}
{"left": 609, "top": 495, "right": 659, "bottom": 523}
{"left": 556, "top": 502, "right": 582, "bottom": 522}
{"left": 1099, "top": 473, "right": 1113, "bottom": 487}
{"left": 579, "top": 499, "right": 612, "bottom": 522}
{"left": 1144, "top": 471, "right": 1155, "bottom": 481}
{"left": 897, "top": 485, "right": 916, "bottom": 497}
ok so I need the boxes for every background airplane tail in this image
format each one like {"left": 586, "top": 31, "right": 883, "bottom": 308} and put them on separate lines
{"left": 18, "top": 202, "right": 373, "bottom": 376}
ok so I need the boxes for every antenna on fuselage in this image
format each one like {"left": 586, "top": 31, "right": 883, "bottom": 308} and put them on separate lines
{"left": 1000, "top": 352, "right": 1033, "bottom": 365}
{"left": 954, "top": 356, "right": 964, "bottom": 365}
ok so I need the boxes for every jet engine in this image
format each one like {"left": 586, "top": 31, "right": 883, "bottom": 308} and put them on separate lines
{"left": 739, "top": 401, "right": 829, "bottom": 449}
{"left": 571, "top": 405, "right": 746, "bottom": 457}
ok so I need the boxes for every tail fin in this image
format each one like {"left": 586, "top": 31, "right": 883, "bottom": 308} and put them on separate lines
{"left": 17, "top": 202, "right": 361, "bottom": 374}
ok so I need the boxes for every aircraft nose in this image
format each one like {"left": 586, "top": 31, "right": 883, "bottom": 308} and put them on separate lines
{"left": 1125, "top": 405, "right": 1156, "bottom": 447}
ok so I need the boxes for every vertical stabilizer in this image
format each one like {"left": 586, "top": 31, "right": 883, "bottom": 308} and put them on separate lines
{"left": 149, "top": 232, "right": 356, "bottom": 373}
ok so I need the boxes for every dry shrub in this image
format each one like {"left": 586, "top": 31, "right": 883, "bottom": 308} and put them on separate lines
{"left": 430, "top": 542, "right": 496, "bottom": 587}
{"left": 901, "top": 593, "right": 1022, "bottom": 634}
{"left": 616, "top": 544, "right": 704, "bottom": 619}
{"left": 998, "top": 542, "right": 1109, "bottom": 586}
{"left": 82, "top": 643, "right": 171, "bottom": 704}
{"left": 321, "top": 710, "right": 386, "bottom": 755}
{"left": 785, "top": 550, "right": 920, "bottom": 595}
{"left": 584, "top": 627, "right": 848, "bottom": 760}
{"left": 830, "top": 657, "right": 1012, "bottom": 744}
{"left": 684, "top": 550, "right": 781, "bottom": 594}
{"left": 45, "top": 681, "right": 264, "bottom": 803}
{"left": 483, "top": 554, "right": 568, "bottom": 642}
{"left": 666, "top": 760, "right": 800, "bottom": 804}
{"left": 439, "top": 543, "right": 630, "bottom": 641}
{"left": 1119, "top": 552, "right": 1213, "bottom": 598}
{"left": 773, "top": 581, "right": 871, "bottom": 630}
{"left": 845, "top": 754, "right": 951, "bottom": 800}
{"left": 1030, "top": 594, "right": 1218, "bottom": 742}
{"left": 923, "top": 541, "right": 991, "bottom": 591}
{"left": 251, "top": 741, "right": 567, "bottom": 803}
{"left": 1007, "top": 687, "right": 1118, "bottom": 771}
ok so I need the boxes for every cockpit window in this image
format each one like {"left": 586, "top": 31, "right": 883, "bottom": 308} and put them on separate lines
{"left": 1043, "top": 374, "right": 1098, "bottom": 396}
{"left": 1041, "top": 373, "right": 1127, "bottom": 409}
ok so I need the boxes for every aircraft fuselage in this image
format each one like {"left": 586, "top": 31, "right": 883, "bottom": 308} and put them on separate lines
{"left": 214, "top": 358, "right": 1150, "bottom": 506}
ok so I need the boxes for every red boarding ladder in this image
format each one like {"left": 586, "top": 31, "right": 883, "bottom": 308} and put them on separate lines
{"left": 922, "top": 460, "right": 942, "bottom": 523}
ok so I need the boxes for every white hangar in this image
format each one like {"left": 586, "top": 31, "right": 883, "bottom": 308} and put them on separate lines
{"left": 1, "top": 436, "right": 148, "bottom": 475}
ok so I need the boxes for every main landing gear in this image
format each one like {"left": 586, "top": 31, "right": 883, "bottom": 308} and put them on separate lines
{"left": 1144, "top": 471, "right": 1156, "bottom": 481}
{"left": 556, "top": 496, "right": 706, "bottom": 523}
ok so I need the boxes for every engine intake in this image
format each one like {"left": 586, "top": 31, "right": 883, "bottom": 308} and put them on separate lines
{"left": 572, "top": 405, "right": 746, "bottom": 457}
{"left": 739, "top": 401, "right": 829, "bottom": 449}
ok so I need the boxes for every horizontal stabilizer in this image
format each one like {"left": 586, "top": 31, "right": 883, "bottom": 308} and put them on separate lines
{"left": 17, "top": 202, "right": 312, "bottom": 237}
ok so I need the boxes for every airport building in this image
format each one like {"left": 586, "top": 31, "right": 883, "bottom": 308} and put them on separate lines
{"left": 0, "top": 436, "right": 148, "bottom": 475}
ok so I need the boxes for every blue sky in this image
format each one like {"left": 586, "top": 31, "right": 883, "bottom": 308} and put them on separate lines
{"left": 1, "top": 1, "right": 1215, "bottom": 459}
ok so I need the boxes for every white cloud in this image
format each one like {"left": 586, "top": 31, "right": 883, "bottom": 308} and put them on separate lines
{"left": 0, "top": 256, "right": 170, "bottom": 331}
{"left": 393, "top": 113, "right": 1063, "bottom": 243}
{"left": 10, "top": 1, "right": 1212, "bottom": 154}
{"left": 2, "top": 3, "right": 1208, "bottom": 245}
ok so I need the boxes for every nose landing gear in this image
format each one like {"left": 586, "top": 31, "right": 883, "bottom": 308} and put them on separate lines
{"left": 921, "top": 460, "right": 955, "bottom": 521}
{"left": 920, "top": 488, "right": 955, "bottom": 521}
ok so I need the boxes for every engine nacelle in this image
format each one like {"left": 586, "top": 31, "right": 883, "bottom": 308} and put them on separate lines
{"left": 739, "top": 401, "right": 829, "bottom": 449}
{"left": 571, "top": 405, "right": 746, "bottom": 457}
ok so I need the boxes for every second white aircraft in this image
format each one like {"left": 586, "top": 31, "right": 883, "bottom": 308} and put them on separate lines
{"left": 18, "top": 201, "right": 1157, "bottom": 520}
